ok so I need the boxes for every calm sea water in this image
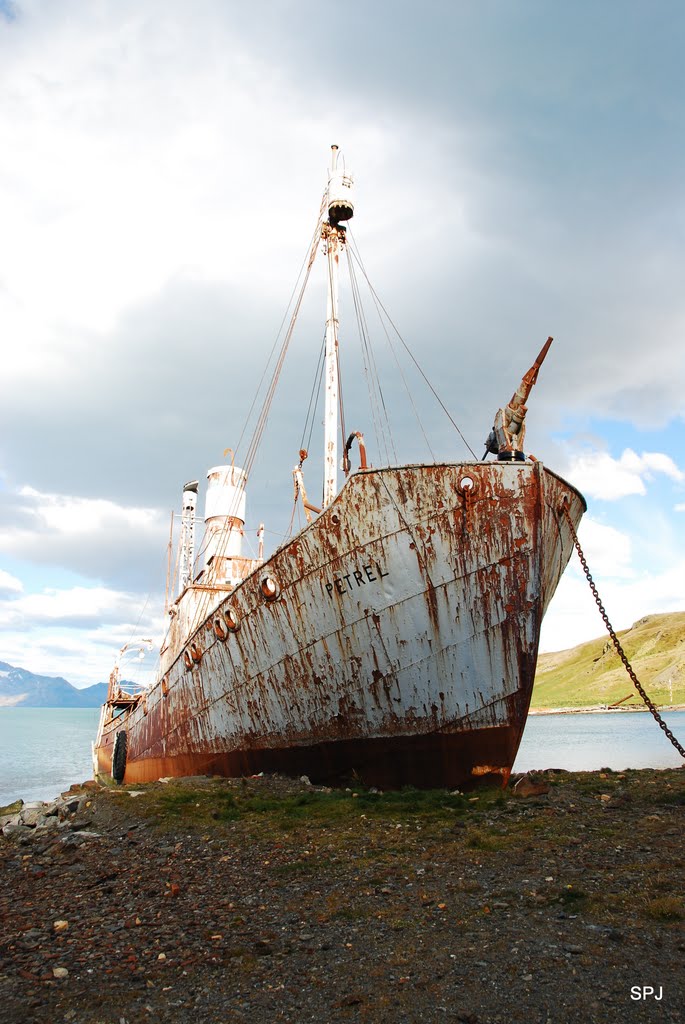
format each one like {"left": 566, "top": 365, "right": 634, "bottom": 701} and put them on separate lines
{"left": 0, "top": 707, "right": 101, "bottom": 807}
{"left": 0, "top": 707, "right": 682, "bottom": 807}
{"left": 513, "top": 710, "right": 684, "bottom": 773}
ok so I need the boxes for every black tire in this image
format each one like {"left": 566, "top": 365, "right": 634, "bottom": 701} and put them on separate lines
{"left": 111, "top": 730, "right": 127, "bottom": 783}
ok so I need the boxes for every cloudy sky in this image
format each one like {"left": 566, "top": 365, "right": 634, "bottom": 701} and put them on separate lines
{"left": 1, "top": 0, "right": 684, "bottom": 688}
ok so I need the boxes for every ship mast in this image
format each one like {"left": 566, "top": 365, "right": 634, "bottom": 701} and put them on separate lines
{"left": 322, "top": 145, "right": 355, "bottom": 508}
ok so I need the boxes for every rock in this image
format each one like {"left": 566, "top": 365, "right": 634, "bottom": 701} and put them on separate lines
{"left": 513, "top": 774, "right": 550, "bottom": 798}
{"left": 0, "top": 798, "right": 23, "bottom": 815}
{"left": 52, "top": 967, "right": 69, "bottom": 979}
{"left": 35, "top": 816, "right": 60, "bottom": 831}
{"left": 64, "top": 780, "right": 98, "bottom": 794}
{"left": 59, "top": 831, "right": 102, "bottom": 846}
{"left": 20, "top": 805, "right": 48, "bottom": 827}
{"left": 69, "top": 819, "right": 95, "bottom": 832}
{"left": 2, "top": 823, "right": 34, "bottom": 840}
{"left": 53, "top": 920, "right": 69, "bottom": 933}
{"left": 60, "top": 798, "right": 83, "bottom": 816}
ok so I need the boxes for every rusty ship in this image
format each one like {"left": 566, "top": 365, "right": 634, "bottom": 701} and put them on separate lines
{"left": 94, "top": 146, "right": 586, "bottom": 790}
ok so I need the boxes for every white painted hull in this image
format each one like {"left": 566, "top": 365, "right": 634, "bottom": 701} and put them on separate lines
{"left": 95, "top": 461, "right": 585, "bottom": 789}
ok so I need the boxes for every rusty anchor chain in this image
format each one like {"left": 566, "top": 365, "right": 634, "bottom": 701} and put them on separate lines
{"left": 559, "top": 503, "right": 685, "bottom": 761}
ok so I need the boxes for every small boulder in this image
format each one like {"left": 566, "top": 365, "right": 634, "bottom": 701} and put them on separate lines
{"left": 20, "top": 805, "right": 48, "bottom": 827}
{"left": 59, "top": 830, "right": 101, "bottom": 846}
{"left": 513, "top": 773, "right": 550, "bottom": 798}
{"left": 2, "top": 823, "right": 34, "bottom": 841}
{"left": 0, "top": 798, "right": 23, "bottom": 815}
{"left": 35, "top": 816, "right": 60, "bottom": 831}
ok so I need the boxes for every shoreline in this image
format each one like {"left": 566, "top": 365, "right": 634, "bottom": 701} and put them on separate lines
{"left": 528, "top": 703, "right": 685, "bottom": 715}
{"left": 1, "top": 702, "right": 683, "bottom": 717}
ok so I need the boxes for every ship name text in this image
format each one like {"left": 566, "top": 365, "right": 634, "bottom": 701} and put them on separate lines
{"left": 325, "top": 562, "right": 389, "bottom": 598}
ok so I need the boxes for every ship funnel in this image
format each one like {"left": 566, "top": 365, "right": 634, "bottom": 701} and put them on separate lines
{"left": 204, "top": 463, "right": 248, "bottom": 586}
{"left": 179, "top": 480, "right": 199, "bottom": 593}
{"left": 327, "top": 144, "right": 354, "bottom": 225}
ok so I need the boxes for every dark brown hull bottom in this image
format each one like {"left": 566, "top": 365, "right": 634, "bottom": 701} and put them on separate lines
{"left": 103, "top": 724, "right": 523, "bottom": 791}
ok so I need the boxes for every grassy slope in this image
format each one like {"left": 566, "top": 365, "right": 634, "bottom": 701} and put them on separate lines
{"left": 532, "top": 610, "right": 685, "bottom": 708}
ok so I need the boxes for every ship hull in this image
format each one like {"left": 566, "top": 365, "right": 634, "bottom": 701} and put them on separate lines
{"left": 95, "top": 461, "right": 585, "bottom": 789}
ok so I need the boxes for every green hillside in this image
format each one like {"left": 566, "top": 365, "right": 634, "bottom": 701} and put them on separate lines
{"left": 532, "top": 611, "right": 685, "bottom": 709}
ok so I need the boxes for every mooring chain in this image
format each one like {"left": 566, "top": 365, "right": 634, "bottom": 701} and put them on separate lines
{"left": 559, "top": 503, "right": 685, "bottom": 760}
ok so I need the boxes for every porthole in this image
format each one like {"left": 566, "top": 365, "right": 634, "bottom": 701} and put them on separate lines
{"left": 214, "top": 617, "right": 229, "bottom": 641}
{"left": 260, "top": 575, "right": 280, "bottom": 601}
{"left": 224, "top": 608, "right": 241, "bottom": 632}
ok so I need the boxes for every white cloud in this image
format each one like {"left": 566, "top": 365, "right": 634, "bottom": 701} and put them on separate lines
{"left": 0, "top": 570, "right": 23, "bottom": 596}
{"left": 0, "top": 477, "right": 168, "bottom": 684}
{"left": 566, "top": 448, "right": 684, "bottom": 501}
{"left": 0, "top": 585, "right": 135, "bottom": 627}
{"left": 0, "top": 582, "right": 164, "bottom": 687}
{"left": 15, "top": 486, "right": 159, "bottom": 536}
{"left": 541, "top": 507, "right": 685, "bottom": 653}
{"left": 636, "top": 452, "right": 685, "bottom": 482}
{"left": 0, "top": 483, "right": 168, "bottom": 588}
{"left": 541, "top": 505, "right": 685, "bottom": 653}
{"left": 0, "top": 3, "right": 460, "bottom": 398}
{"left": 573, "top": 517, "right": 634, "bottom": 578}
{"left": 541, "top": 558, "right": 685, "bottom": 655}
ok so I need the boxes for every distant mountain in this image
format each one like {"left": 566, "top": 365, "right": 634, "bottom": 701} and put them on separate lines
{"left": 532, "top": 611, "right": 685, "bottom": 709}
{"left": 4, "top": 612, "right": 684, "bottom": 711}
{"left": 0, "top": 661, "right": 108, "bottom": 708}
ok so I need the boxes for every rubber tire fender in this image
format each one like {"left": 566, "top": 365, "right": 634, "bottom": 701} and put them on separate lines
{"left": 111, "top": 729, "right": 127, "bottom": 784}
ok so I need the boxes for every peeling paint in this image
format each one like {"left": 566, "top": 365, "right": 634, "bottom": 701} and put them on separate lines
{"left": 95, "top": 461, "right": 585, "bottom": 790}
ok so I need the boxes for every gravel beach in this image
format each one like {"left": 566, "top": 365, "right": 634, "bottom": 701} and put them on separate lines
{"left": 1, "top": 768, "right": 683, "bottom": 1024}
